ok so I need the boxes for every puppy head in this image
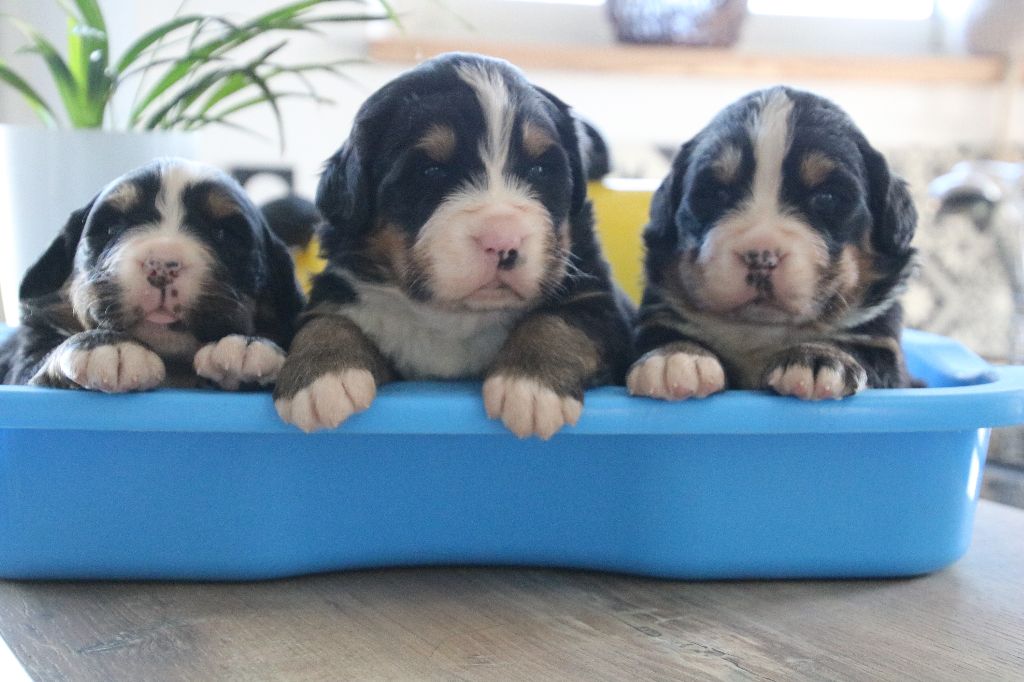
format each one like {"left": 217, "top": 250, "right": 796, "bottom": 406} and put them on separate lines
{"left": 646, "top": 86, "right": 916, "bottom": 327}
{"left": 316, "top": 52, "right": 588, "bottom": 312}
{"left": 20, "top": 158, "right": 302, "bottom": 345}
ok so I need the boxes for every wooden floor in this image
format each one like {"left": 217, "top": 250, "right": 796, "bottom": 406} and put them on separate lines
{"left": 1, "top": 500, "right": 1022, "bottom": 681}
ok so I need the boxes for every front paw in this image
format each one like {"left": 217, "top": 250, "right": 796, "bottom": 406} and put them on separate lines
{"left": 763, "top": 344, "right": 867, "bottom": 400}
{"left": 47, "top": 341, "right": 165, "bottom": 392}
{"left": 274, "top": 369, "right": 376, "bottom": 433}
{"left": 483, "top": 375, "right": 582, "bottom": 440}
{"left": 627, "top": 346, "right": 726, "bottom": 400}
{"left": 194, "top": 335, "right": 285, "bottom": 390}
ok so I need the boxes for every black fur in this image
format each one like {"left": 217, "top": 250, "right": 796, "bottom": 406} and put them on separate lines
{"left": 276, "top": 53, "right": 633, "bottom": 435}
{"left": 634, "top": 86, "right": 917, "bottom": 397}
{"left": 0, "top": 159, "right": 304, "bottom": 389}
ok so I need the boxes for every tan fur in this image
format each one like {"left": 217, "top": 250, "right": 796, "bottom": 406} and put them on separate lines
{"left": 366, "top": 223, "right": 410, "bottom": 282}
{"left": 490, "top": 313, "right": 600, "bottom": 396}
{"left": 522, "top": 121, "right": 555, "bottom": 158}
{"left": 416, "top": 124, "right": 457, "bottom": 162}
{"left": 277, "top": 312, "right": 394, "bottom": 399}
{"left": 206, "top": 189, "right": 241, "bottom": 218}
{"left": 711, "top": 144, "right": 743, "bottom": 184}
{"left": 103, "top": 181, "right": 140, "bottom": 211}
{"left": 800, "top": 152, "right": 837, "bottom": 188}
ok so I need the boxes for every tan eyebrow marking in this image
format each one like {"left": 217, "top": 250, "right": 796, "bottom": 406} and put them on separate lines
{"left": 711, "top": 144, "right": 742, "bottom": 184}
{"left": 801, "top": 151, "right": 837, "bottom": 187}
{"left": 206, "top": 188, "right": 241, "bottom": 218}
{"left": 415, "top": 124, "right": 457, "bottom": 162}
{"left": 103, "top": 181, "right": 140, "bottom": 211}
{"left": 522, "top": 120, "right": 556, "bottom": 158}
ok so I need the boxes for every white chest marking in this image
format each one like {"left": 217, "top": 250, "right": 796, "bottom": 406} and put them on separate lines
{"left": 343, "top": 283, "right": 521, "bottom": 380}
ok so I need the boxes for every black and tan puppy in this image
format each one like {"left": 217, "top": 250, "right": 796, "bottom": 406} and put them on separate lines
{"left": 274, "top": 53, "right": 633, "bottom": 438}
{"left": 0, "top": 158, "right": 303, "bottom": 391}
{"left": 630, "top": 86, "right": 916, "bottom": 401}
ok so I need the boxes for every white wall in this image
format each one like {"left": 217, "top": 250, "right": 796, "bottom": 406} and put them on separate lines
{"left": 1, "top": 0, "right": 1020, "bottom": 195}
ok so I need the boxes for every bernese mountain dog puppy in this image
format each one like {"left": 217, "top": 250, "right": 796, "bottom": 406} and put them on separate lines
{"left": 0, "top": 158, "right": 304, "bottom": 391}
{"left": 274, "top": 53, "right": 633, "bottom": 438}
{"left": 629, "top": 86, "right": 917, "bottom": 401}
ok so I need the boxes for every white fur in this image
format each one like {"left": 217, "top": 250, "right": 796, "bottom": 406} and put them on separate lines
{"left": 194, "top": 334, "right": 285, "bottom": 390}
{"left": 58, "top": 341, "right": 165, "bottom": 393}
{"left": 275, "top": 369, "right": 376, "bottom": 433}
{"left": 91, "top": 160, "right": 218, "bottom": 327}
{"left": 456, "top": 62, "right": 515, "bottom": 189}
{"left": 689, "top": 90, "right": 829, "bottom": 323}
{"left": 340, "top": 278, "right": 521, "bottom": 380}
{"left": 152, "top": 158, "right": 220, "bottom": 235}
{"left": 627, "top": 351, "right": 726, "bottom": 400}
{"left": 413, "top": 188, "right": 553, "bottom": 306}
{"left": 766, "top": 363, "right": 864, "bottom": 400}
{"left": 483, "top": 374, "right": 582, "bottom": 440}
{"left": 410, "top": 63, "right": 554, "bottom": 307}
{"left": 747, "top": 90, "right": 794, "bottom": 216}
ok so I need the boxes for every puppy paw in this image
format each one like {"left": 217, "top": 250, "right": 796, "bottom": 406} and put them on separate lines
{"left": 627, "top": 347, "right": 726, "bottom": 400}
{"left": 483, "top": 375, "right": 582, "bottom": 440}
{"left": 274, "top": 369, "right": 376, "bottom": 433}
{"left": 763, "top": 344, "right": 867, "bottom": 400}
{"left": 58, "top": 342, "right": 166, "bottom": 393}
{"left": 194, "top": 335, "right": 285, "bottom": 390}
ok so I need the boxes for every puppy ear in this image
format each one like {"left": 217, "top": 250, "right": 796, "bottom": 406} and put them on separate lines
{"left": 255, "top": 219, "right": 305, "bottom": 347}
{"left": 859, "top": 140, "right": 916, "bottom": 257}
{"left": 644, "top": 140, "right": 695, "bottom": 252}
{"left": 315, "top": 138, "right": 372, "bottom": 258}
{"left": 19, "top": 198, "right": 96, "bottom": 301}
{"left": 533, "top": 85, "right": 588, "bottom": 215}
{"left": 576, "top": 117, "right": 612, "bottom": 181}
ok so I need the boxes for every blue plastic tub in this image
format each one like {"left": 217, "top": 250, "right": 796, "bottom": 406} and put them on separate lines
{"left": 1, "top": 325, "right": 1022, "bottom": 580}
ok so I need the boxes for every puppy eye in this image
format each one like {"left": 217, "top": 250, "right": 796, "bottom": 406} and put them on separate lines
{"left": 715, "top": 187, "right": 733, "bottom": 204}
{"left": 213, "top": 227, "right": 228, "bottom": 242}
{"left": 810, "top": 192, "right": 837, "bottom": 215}
{"left": 422, "top": 165, "right": 448, "bottom": 180}
{"left": 526, "top": 164, "right": 548, "bottom": 181}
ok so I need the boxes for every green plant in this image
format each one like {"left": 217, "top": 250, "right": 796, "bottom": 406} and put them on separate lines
{"left": 0, "top": 0, "right": 395, "bottom": 145}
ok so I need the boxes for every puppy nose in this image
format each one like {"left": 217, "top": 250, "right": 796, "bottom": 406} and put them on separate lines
{"left": 474, "top": 228, "right": 525, "bottom": 270}
{"left": 145, "top": 257, "right": 183, "bottom": 289}
{"left": 741, "top": 249, "right": 781, "bottom": 270}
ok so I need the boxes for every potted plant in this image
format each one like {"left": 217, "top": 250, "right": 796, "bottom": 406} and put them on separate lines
{"left": 0, "top": 0, "right": 393, "bottom": 323}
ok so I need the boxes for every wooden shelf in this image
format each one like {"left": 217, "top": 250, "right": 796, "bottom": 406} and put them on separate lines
{"left": 370, "top": 36, "right": 1023, "bottom": 84}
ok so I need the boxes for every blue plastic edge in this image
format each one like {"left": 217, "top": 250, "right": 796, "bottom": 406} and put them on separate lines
{"left": 2, "top": 326, "right": 1023, "bottom": 435}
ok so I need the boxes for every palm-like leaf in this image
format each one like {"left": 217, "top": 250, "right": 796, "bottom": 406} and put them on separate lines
{"left": 0, "top": 0, "right": 396, "bottom": 146}
{"left": 0, "top": 60, "right": 58, "bottom": 127}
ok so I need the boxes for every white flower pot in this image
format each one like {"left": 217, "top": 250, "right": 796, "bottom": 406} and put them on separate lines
{"left": 0, "top": 126, "right": 197, "bottom": 324}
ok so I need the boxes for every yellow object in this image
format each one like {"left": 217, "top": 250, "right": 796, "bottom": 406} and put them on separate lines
{"left": 288, "top": 180, "right": 656, "bottom": 301}
{"left": 293, "top": 237, "right": 327, "bottom": 293}
{"left": 588, "top": 179, "right": 656, "bottom": 302}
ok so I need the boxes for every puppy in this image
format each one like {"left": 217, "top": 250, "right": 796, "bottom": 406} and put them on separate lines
{"left": 0, "top": 158, "right": 304, "bottom": 391}
{"left": 629, "top": 86, "right": 916, "bottom": 401}
{"left": 274, "top": 53, "right": 633, "bottom": 438}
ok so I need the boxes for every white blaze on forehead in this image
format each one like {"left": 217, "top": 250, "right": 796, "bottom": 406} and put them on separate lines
{"left": 456, "top": 62, "right": 517, "bottom": 189}
{"left": 154, "top": 158, "right": 221, "bottom": 234}
{"left": 747, "top": 90, "right": 795, "bottom": 213}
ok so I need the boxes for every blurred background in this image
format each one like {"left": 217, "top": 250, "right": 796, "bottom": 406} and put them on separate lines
{"left": 1, "top": 0, "right": 1022, "bottom": 502}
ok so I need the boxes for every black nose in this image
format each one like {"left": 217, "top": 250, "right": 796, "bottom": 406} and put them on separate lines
{"left": 146, "top": 258, "right": 182, "bottom": 289}
{"left": 743, "top": 250, "right": 779, "bottom": 270}
{"left": 497, "top": 249, "right": 519, "bottom": 270}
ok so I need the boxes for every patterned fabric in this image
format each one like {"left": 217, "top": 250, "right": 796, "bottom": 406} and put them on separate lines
{"left": 888, "top": 146, "right": 1024, "bottom": 364}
